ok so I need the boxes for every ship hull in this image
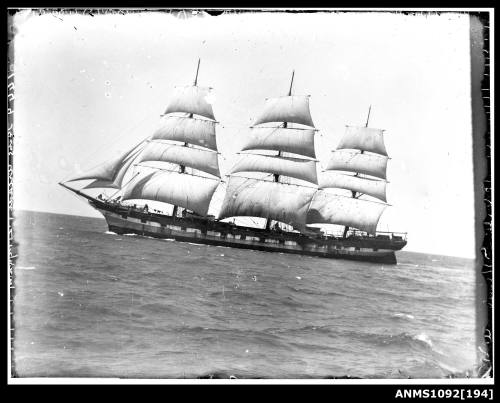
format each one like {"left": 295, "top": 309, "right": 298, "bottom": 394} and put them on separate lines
{"left": 92, "top": 201, "right": 405, "bottom": 265}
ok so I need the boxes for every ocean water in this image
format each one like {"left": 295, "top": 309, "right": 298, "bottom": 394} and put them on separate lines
{"left": 10, "top": 210, "right": 484, "bottom": 379}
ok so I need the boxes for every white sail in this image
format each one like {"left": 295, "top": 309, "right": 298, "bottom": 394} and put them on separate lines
{"left": 241, "top": 127, "right": 316, "bottom": 158}
{"left": 163, "top": 85, "right": 215, "bottom": 121}
{"left": 138, "top": 142, "right": 220, "bottom": 178}
{"left": 112, "top": 145, "right": 146, "bottom": 188}
{"left": 218, "top": 176, "right": 316, "bottom": 227}
{"left": 152, "top": 116, "right": 217, "bottom": 151}
{"left": 122, "top": 171, "right": 220, "bottom": 216}
{"left": 79, "top": 147, "right": 141, "bottom": 190}
{"left": 66, "top": 141, "right": 146, "bottom": 183}
{"left": 307, "top": 189, "right": 387, "bottom": 234}
{"left": 230, "top": 154, "right": 318, "bottom": 184}
{"left": 337, "top": 126, "right": 388, "bottom": 156}
{"left": 318, "top": 172, "right": 387, "bottom": 202}
{"left": 325, "top": 150, "right": 388, "bottom": 180}
{"left": 82, "top": 179, "right": 120, "bottom": 190}
{"left": 253, "top": 95, "right": 315, "bottom": 127}
{"left": 66, "top": 152, "right": 129, "bottom": 182}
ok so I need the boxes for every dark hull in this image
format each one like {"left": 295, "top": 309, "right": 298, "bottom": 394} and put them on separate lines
{"left": 90, "top": 199, "right": 406, "bottom": 265}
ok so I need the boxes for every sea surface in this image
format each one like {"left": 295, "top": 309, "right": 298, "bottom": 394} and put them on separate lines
{"left": 10, "top": 210, "right": 485, "bottom": 379}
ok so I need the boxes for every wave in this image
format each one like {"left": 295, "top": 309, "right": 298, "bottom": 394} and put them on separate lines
{"left": 414, "top": 333, "right": 433, "bottom": 348}
{"left": 397, "top": 263, "right": 420, "bottom": 268}
{"left": 104, "top": 231, "right": 117, "bottom": 235}
{"left": 266, "top": 324, "right": 334, "bottom": 335}
{"left": 173, "top": 325, "right": 292, "bottom": 350}
{"left": 17, "top": 266, "right": 36, "bottom": 270}
{"left": 392, "top": 313, "right": 415, "bottom": 320}
{"left": 283, "top": 284, "right": 353, "bottom": 299}
{"left": 281, "top": 296, "right": 306, "bottom": 308}
{"left": 344, "top": 330, "right": 443, "bottom": 355}
{"left": 124, "top": 233, "right": 137, "bottom": 236}
{"left": 435, "top": 360, "right": 460, "bottom": 374}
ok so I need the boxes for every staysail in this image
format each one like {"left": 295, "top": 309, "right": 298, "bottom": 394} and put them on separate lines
{"left": 218, "top": 71, "right": 319, "bottom": 228}
{"left": 66, "top": 140, "right": 147, "bottom": 187}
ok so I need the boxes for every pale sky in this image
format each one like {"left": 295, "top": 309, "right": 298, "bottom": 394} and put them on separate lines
{"left": 11, "top": 10, "right": 477, "bottom": 258}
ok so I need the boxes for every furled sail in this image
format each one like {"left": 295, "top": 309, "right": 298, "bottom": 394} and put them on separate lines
{"left": 253, "top": 96, "right": 315, "bottom": 127}
{"left": 231, "top": 154, "right": 318, "bottom": 184}
{"left": 218, "top": 176, "right": 316, "bottom": 227}
{"left": 337, "top": 126, "right": 388, "bottom": 156}
{"left": 241, "top": 127, "right": 316, "bottom": 158}
{"left": 307, "top": 190, "right": 387, "bottom": 234}
{"left": 138, "top": 142, "right": 220, "bottom": 178}
{"left": 163, "top": 85, "right": 215, "bottom": 121}
{"left": 122, "top": 171, "right": 220, "bottom": 216}
{"left": 318, "top": 172, "right": 387, "bottom": 202}
{"left": 152, "top": 116, "right": 217, "bottom": 151}
{"left": 325, "top": 150, "right": 388, "bottom": 180}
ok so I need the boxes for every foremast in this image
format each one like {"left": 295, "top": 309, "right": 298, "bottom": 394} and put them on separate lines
{"left": 61, "top": 59, "right": 221, "bottom": 218}
{"left": 264, "top": 70, "right": 295, "bottom": 231}
{"left": 172, "top": 58, "right": 200, "bottom": 219}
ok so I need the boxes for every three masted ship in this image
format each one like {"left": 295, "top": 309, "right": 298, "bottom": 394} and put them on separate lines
{"left": 60, "top": 60, "right": 407, "bottom": 264}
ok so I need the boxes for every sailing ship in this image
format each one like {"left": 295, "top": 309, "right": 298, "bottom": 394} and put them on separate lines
{"left": 60, "top": 60, "right": 407, "bottom": 264}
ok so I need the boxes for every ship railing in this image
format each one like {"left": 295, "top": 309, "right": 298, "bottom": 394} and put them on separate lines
{"left": 322, "top": 229, "right": 407, "bottom": 241}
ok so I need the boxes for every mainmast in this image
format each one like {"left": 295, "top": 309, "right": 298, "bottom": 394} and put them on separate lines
{"left": 342, "top": 105, "right": 371, "bottom": 238}
{"left": 219, "top": 71, "right": 317, "bottom": 230}
{"left": 265, "top": 70, "right": 295, "bottom": 231}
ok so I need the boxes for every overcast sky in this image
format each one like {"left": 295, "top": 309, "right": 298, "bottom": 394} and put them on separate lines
{"left": 11, "top": 9, "right": 476, "bottom": 258}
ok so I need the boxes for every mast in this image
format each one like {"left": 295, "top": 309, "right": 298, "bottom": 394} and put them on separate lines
{"left": 342, "top": 105, "right": 371, "bottom": 238}
{"left": 265, "top": 70, "right": 294, "bottom": 230}
{"left": 219, "top": 71, "right": 316, "bottom": 230}
{"left": 172, "top": 58, "right": 201, "bottom": 218}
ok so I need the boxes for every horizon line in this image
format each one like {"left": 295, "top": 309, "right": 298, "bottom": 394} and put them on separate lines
{"left": 10, "top": 207, "right": 477, "bottom": 260}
